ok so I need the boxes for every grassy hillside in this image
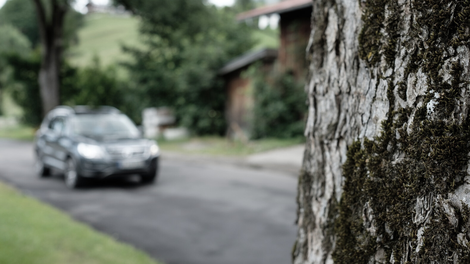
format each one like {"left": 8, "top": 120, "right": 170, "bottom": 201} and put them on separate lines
{"left": 69, "top": 13, "right": 141, "bottom": 67}
{"left": 69, "top": 13, "right": 278, "bottom": 68}
{"left": 252, "top": 28, "right": 279, "bottom": 51}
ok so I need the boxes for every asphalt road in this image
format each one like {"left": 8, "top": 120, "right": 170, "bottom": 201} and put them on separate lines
{"left": 0, "top": 139, "right": 298, "bottom": 264}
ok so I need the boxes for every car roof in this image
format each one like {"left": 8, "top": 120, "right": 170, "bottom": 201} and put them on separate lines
{"left": 72, "top": 106, "right": 121, "bottom": 115}
{"left": 40, "top": 106, "right": 123, "bottom": 131}
{"left": 50, "top": 105, "right": 121, "bottom": 116}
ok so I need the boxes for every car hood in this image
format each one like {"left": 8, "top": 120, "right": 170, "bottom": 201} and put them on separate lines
{"left": 75, "top": 135, "right": 155, "bottom": 147}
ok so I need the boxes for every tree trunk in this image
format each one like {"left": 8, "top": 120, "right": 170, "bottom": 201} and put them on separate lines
{"left": 33, "top": 0, "right": 67, "bottom": 116}
{"left": 38, "top": 44, "right": 61, "bottom": 115}
{"left": 294, "top": 0, "right": 470, "bottom": 263}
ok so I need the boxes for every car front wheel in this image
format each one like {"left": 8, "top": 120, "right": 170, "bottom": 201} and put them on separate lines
{"left": 141, "top": 158, "right": 158, "bottom": 184}
{"left": 35, "top": 153, "right": 51, "bottom": 178}
{"left": 65, "top": 158, "right": 83, "bottom": 189}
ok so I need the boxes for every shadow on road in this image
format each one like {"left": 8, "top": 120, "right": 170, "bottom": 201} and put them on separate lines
{"left": 43, "top": 170, "right": 151, "bottom": 190}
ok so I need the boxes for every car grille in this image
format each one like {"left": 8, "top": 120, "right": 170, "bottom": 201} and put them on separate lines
{"left": 106, "top": 146, "right": 147, "bottom": 159}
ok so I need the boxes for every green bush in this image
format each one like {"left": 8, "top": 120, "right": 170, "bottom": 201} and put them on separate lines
{"left": 121, "top": 2, "right": 255, "bottom": 135}
{"left": 5, "top": 53, "right": 137, "bottom": 126}
{"left": 4, "top": 52, "right": 42, "bottom": 126}
{"left": 250, "top": 67, "right": 307, "bottom": 139}
{"left": 0, "top": 0, "right": 84, "bottom": 48}
{"left": 62, "top": 59, "right": 139, "bottom": 121}
{"left": 0, "top": 25, "right": 32, "bottom": 116}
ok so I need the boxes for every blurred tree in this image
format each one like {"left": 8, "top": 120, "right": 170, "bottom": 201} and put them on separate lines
{"left": 116, "top": 0, "right": 255, "bottom": 135}
{"left": 0, "top": 25, "right": 32, "bottom": 116}
{"left": 32, "top": 0, "right": 68, "bottom": 116}
{"left": 0, "top": 0, "right": 82, "bottom": 49}
{"left": 4, "top": 52, "right": 42, "bottom": 125}
{"left": 233, "top": 0, "right": 256, "bottom": 12}
{"left": 3, "top": 54, "right": 135, "bottom": 127}
{"left": 0, "top": 0, "right": 83, "bottom": 118}
{"left": 30, "top": 0, "right": 83, "bottom": 116}
{"left": 0, "top": 0, "right": 40, "bottom": 46}
{"left": 0, "top": 25, "right": 31, "bottom": 54}
{"left": 62, "top": 57, "right": 138, "bottom": 123}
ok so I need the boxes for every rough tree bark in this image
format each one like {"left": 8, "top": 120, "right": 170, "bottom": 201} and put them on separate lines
{"left": 294, "top": 0, "right": 470, "bottom": 263}
{"left": 32, "top": 0, "right": 68, "bottom": 115}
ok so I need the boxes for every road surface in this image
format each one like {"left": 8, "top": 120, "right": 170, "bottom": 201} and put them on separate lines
{"left": 0, "top": 139, "right": 298, "bottom": 264}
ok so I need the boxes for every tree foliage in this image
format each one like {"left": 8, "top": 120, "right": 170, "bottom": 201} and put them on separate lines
{"left": 233, "top": 0, "right": 257, "bottom": 12}
{"left": 0, "top": 0, "right": 84, "bottom": 118}
{"left": 5, "top": 53, "right": 134, "bottom": 126}
{"left": 0, "top": 0, "right": 83, "bottom": 49}
{"left": 31, "top": 0, "right": 86, "bottom": 115}
{"left": 62, "top": 58, "right": 140, "bottom": 124}
{"left": 5, "top": 53, "right": 42, "bottom": 125}
{"left": 0, "top": 0, "right": 40, "bottom": 47}
{"left": 0, "top": 25, "right": 32, "bottom": 54}
{"left": 0, "top": 25, "right": 32, "bottom": 116}
{"left": 117, "top": 0, "right": 255, "bottom": 135}
{"left": 249, "top": 67, "right": 306, "bottom": 139}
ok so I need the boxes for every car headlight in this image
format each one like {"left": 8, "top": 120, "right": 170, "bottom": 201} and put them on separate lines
{"left": 77, "top": 143, "right": 106, "bottom": 159}
{"left": 149, "top": 144, "right": 159, "bottom": 156}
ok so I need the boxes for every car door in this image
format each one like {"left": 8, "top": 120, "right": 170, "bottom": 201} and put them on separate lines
{"left": 56, "top": 118, "right": 74, "bottom": 169}
{"left": 42, "top": 117, "right": 66, "bottom": 170}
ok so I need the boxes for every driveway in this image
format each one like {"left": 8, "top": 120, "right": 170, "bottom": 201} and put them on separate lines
{"left": 0, "top": 139, "right": 298, "bottom": 264}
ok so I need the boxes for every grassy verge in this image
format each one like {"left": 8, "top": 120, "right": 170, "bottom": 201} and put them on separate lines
{"left": 0, "top": 124, "right": 35, "bottom": 141}
{"left": 0, "top": 182, "right": 161, "bottom": 264}
{"left": 158, "top": 136, "right": 304, "bottom": 156}
{"left": 0, "top": 124, "right": 303, "bottom": 156}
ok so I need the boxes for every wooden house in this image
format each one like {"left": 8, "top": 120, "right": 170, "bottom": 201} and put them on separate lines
{"left": 237, "top": 0, "right": 312, "bottom": 78}
{"left": 220, "top": 49, "right": 278, "bottom": 139}
{"left": 221, "top": 0, "right": 312, "bottom": 139}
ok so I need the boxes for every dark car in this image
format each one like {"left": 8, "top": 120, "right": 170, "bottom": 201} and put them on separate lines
{"left": 34, "top": 106, "right": 160, "bottom": 189}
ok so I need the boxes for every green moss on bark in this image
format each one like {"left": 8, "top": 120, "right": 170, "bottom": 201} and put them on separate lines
{"left": 357, "top": 0, "right": 385, "bottom": 67}
{"left": 333, "top": 141, "right": 377, "bottom": 263}
{"left": 333, "top": 0, "right": 470, "bottom": 263}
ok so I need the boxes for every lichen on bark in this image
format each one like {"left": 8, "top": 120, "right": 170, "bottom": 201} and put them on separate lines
{"left": 294, "top": 0, "right": 470, "bottom": 263}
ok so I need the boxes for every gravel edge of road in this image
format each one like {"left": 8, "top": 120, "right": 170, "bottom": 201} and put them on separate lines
{"left": 160, "top": 151, "right": 301, "bottom": 177}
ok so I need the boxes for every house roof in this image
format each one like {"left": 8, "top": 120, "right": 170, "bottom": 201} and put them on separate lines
{"left": 219, "top": 48, "right": 278, "bottom": 75}
{"left": 236, "top": 0, "right": 312, "bottom": 21}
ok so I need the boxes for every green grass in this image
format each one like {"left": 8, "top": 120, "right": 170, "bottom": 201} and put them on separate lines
{"left": 0, "top": 124, "right": 35, "bottom": 141}
{"left": 0, "top": 182, "right": 162, "bottom": 264}
{"left": 69, "top": 13, "right": 141, "bottom": 67}
{"left": 251, "top": 28, "right": 279, "bottom": 51}
{"left": 158, "top": 136, "right": 303, "bottom": 156}
{"left": 69, "top": 13, "right": 278, "bottom": 67}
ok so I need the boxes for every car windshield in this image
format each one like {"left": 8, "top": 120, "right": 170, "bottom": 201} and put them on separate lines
{"left": 70, "top": 114, "right": 140, "bottom": 139}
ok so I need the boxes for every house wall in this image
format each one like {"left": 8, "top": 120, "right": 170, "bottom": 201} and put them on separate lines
{"left": 225, "top": 68, "right": 253, "bottom": 139}
{"left": 279, "top": 7, "right": 312, "bottom": 79}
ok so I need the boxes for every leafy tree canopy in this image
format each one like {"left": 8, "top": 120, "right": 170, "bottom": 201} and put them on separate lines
{"left": 0, "top": 0, "right": 39, "bottom": 47}
{"left": 233, "top": 0, "right": 257, "bottom": 12}
{"left": 0, "top": 0, "right": 84, "bottom": 49}
{"left": 0, "top": 24, "right": 32, "bottom": 54}
{"left": 5, "top": 53, "right": 135, "bottom": 126}
{"left": 116, "top": 0, "right": 256, "bottom": 135}
{"left": 0, "top": 24, "right": 32, "bottom": 115}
